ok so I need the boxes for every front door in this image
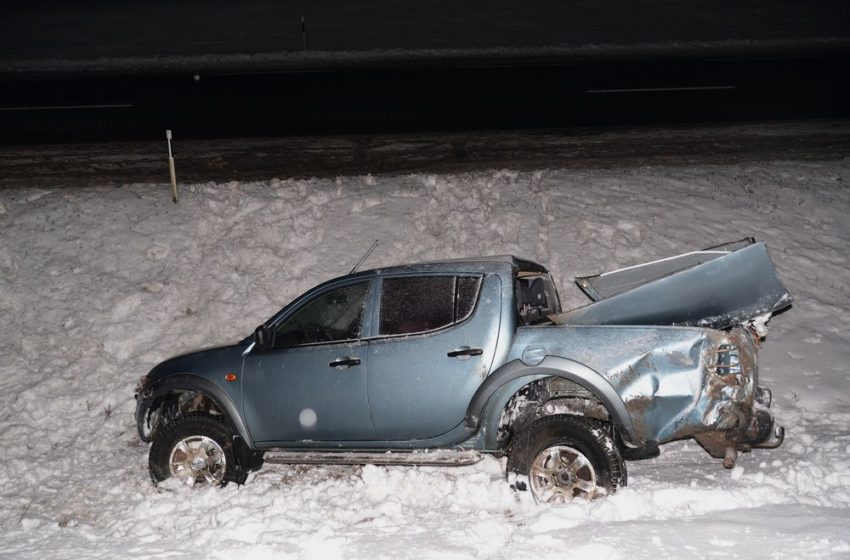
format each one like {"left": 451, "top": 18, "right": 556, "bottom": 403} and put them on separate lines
{"left": 242, "top": 280, "right": 375, "bottom": 444}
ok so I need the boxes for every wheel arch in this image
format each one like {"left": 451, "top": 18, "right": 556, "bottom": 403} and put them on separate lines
{"left": 136, "top": 374, "right": 254, "bottom": 448}
{"left": 466, "top": 357, "right": 639, "bottom": 448}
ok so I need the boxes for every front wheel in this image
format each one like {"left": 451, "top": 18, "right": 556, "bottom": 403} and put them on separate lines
{"left": 149, "top": 413, "right": 235, "bottom": 486}
{"left": 507, "top": 415, "right": 627, "bottom": 503}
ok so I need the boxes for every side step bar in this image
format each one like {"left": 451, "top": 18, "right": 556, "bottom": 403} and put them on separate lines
{"left": 264, "top": 449, "right": 484, "bottom": 467}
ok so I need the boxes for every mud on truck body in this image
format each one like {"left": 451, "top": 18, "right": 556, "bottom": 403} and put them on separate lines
{"left": 136, "top": 239, "right": 790, "bottom": 502}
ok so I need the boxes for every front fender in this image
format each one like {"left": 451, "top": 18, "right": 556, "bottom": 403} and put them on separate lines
{"left": 135, "top": 374, "right": 253, "bottom": 448}
{"left": 466, "top": 357, "right": 639, "bottom": 448}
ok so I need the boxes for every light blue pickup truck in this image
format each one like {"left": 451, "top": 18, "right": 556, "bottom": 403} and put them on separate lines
{"left": 136, "top": 239, "right": 790, "bottom": 502}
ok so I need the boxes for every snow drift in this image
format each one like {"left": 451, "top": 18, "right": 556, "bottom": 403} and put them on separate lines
{"left": 1, "top": 159, "right": 849, "bottom": 559}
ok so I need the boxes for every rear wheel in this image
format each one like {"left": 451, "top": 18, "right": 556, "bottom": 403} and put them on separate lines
{"left": 149, "top": 413, "right": 234, "bottom": 486}
{"left": 507, "top": 415, "right": 626, "bottom": 502}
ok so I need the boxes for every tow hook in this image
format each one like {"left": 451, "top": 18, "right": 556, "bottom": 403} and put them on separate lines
{"left": 723, "top": 446, "right": 738, "bottom": 469}
{"left": 752, "top": 425, "right": 786, "bottom": 449}
{"left": 724, "top": 425, "right": 785, "bottom": 469}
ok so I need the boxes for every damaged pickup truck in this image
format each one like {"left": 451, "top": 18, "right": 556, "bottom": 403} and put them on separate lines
{"left": 136, "top": 238, "right": 791, "bottom": 503}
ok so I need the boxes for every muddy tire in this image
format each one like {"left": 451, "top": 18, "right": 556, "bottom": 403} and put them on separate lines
{"left": 507, "top": 415, "right": 626, "bottom": 502}
{"left": 149, "top": 413, "right": 235, "bottom": 486}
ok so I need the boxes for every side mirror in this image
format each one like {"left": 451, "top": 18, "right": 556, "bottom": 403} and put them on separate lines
{"left": 254, "top": 325, "right": 270, "bottom": 349}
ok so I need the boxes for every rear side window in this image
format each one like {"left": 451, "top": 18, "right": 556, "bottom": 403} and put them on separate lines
{"left": 455, "top": 276, "right": 479, "bottom": 321}
{"left": 379, "top": 275, "right": 481, "bottom": 336}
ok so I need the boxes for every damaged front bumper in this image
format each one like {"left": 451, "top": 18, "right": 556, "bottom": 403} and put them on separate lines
{"left": 548, "top": 238, "right": 790, "bottom": 467}
{"left": 748, "top": 387, "right": 786, "bottom": 450}
{"left": 598, "top": 325, "right": 786, "bottom": 467}
{"left": 695, "top": 384, "right": 785, "bottom": 468}
{"left": 692, "top": 330, "right": 785, "bottom": 467}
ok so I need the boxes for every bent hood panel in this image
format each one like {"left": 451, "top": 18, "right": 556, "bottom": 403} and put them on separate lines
{"left": 556, "top": 241, "right": 792, "bottom": 329}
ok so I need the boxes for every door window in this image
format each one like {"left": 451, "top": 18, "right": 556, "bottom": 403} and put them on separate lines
{"left": 379, "top": 275, "right": 481, "bottom": 336}
{"left": 274, "top": 282, "right": 369, "bottom": 347}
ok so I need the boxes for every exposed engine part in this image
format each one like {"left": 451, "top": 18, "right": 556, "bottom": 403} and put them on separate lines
{"left": 139, "top": 388, "right": 224, "bottom": 441}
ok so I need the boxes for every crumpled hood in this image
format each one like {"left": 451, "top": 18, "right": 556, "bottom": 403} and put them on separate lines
{"left": 554, "top": 240, "right": 793, "bottom": 330}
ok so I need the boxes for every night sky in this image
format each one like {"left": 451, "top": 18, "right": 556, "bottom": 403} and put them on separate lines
{"left": 1, "top": 1, "right": 847, "bottom": 144}
{"left": 2, "top": 0, "right": 847, "bottom": 64}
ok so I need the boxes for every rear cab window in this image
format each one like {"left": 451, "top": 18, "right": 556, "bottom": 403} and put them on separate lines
{"left": 516, "top": 270, "right": 561, "bottom": 325}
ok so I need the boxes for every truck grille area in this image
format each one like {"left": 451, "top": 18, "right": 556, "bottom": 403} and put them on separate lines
{"left": 714, "top": 344, "right": 742, "bottom": 376}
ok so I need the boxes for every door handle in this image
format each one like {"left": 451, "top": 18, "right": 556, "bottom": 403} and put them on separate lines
{"left": 447, "top": 346, "right": 483, "bottom": 359}
{"left": 329, "top": 356, "right": 361, "bottom": 368}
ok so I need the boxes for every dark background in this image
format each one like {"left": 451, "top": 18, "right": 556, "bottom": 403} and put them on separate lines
{"left": 3, "top": 1, "right": 848, "bottom": 59}
{"left": 1, "top": 1, "right": 848, "bottom": 145}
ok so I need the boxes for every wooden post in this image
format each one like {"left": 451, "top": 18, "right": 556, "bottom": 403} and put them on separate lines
{"left": 166, "top": 130, "right": 178, "bottom": 203}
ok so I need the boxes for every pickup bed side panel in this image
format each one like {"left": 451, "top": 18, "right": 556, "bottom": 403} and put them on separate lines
{"left": 474, "top": 325, "right": 756, "bottom": 449}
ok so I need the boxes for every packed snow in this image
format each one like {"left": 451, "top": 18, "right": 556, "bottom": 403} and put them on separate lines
{"left": 1, "top": 157, "right": 849, "bottom": 559}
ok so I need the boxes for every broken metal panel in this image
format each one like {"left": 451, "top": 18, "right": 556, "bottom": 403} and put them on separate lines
{"left": 610, "top": 328, "right": 757, "bottom": 444}
{"left": 509, "top": 325, "right": 771, "bottom": 447}
{"left": 575, "top": 238, "right": 756, "bottom": 301}
{"left": 560, "top": 241, "right": 793, "bottom": 330}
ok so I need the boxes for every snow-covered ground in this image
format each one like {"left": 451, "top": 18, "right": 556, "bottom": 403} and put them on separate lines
{"left": 1, "top": 158, "right": 849, "bottom": 559}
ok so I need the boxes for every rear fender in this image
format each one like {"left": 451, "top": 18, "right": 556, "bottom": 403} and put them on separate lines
{"left": 466, "top": 357, "right": 638, "bottom": 449}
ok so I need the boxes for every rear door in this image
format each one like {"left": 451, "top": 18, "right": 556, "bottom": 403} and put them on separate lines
{"left": 366, "top": 273, "right": 502, "bottom": 440}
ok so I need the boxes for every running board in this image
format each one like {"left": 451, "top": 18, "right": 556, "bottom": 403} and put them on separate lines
{"left": 263, "top": 449, "right": 484, "bottom": 467}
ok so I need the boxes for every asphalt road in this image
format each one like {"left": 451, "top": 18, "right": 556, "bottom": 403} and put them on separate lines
{"left": 2, "top": 47, "right": 849, "bottom": 145}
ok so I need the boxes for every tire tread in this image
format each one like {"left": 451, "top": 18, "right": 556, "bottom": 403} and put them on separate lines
{"left": 148, "top": 412, "right": 234, "bottom": 484}
{"left": 507, "top": 414, "right": 627, "bottom": 497}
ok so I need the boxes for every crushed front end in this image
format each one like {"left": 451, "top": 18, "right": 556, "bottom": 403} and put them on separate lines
{"left": 692, "top": 328, "right": 784, "bottom": 467}
{"left": 552, "top": 239, "right": 791, "bottom": 467}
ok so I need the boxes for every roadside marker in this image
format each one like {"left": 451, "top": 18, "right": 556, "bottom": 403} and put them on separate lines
{"left": 166, "top": 129, "right": 178, "bottom": 203}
